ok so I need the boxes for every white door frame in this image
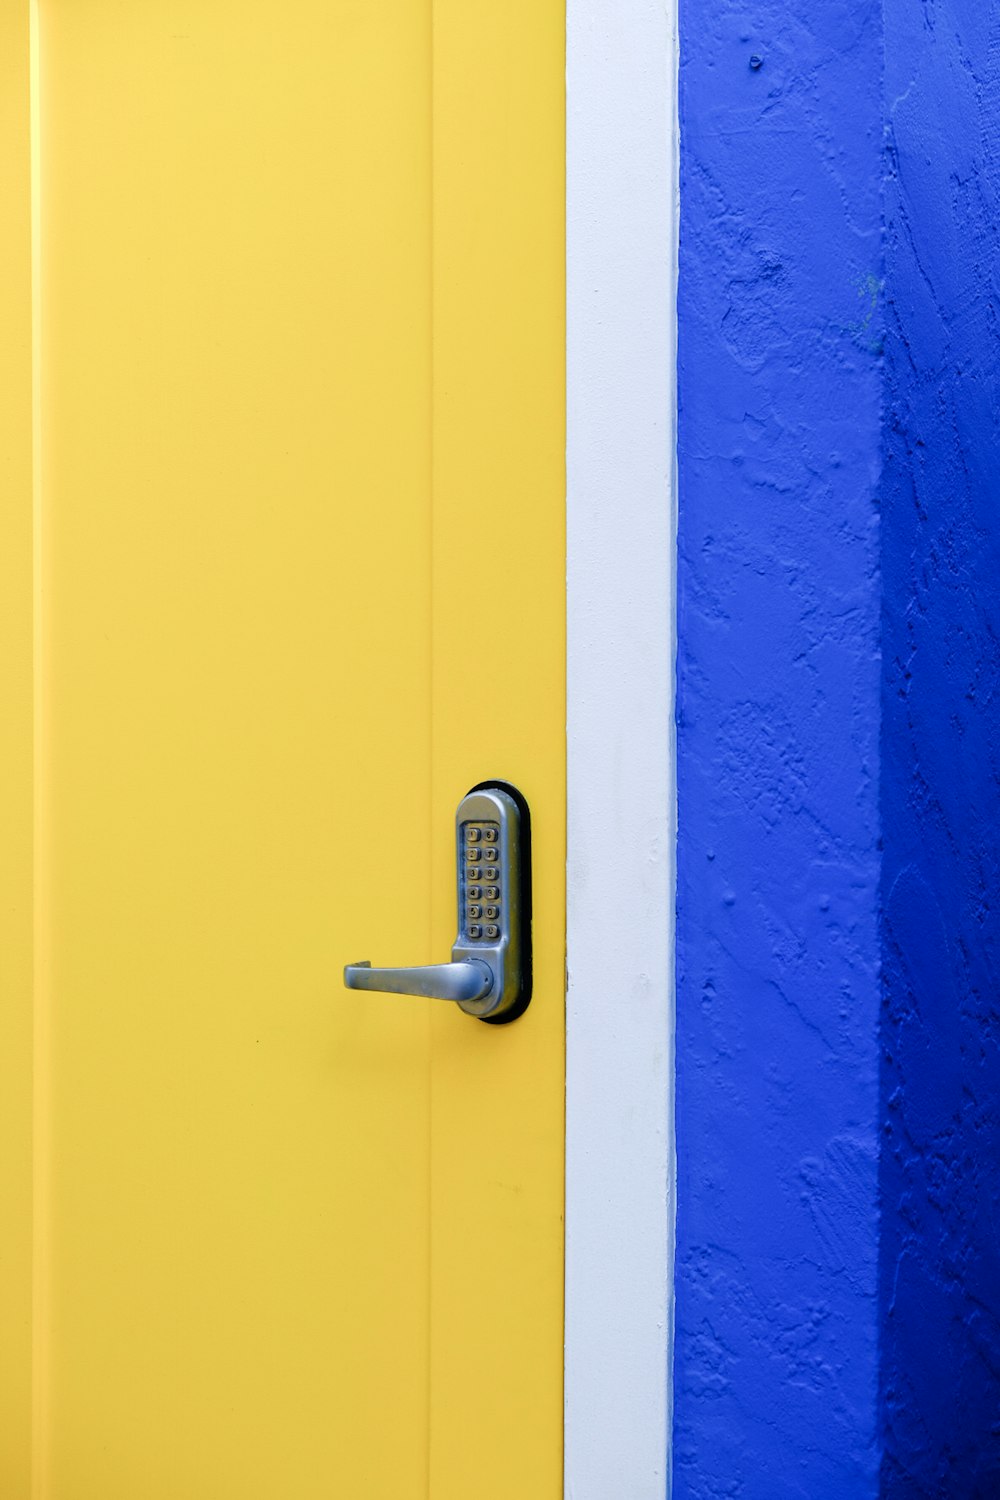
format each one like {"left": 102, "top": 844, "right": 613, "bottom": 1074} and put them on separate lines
{"left": 565, "top": 0, "right": 679, "bottom": 1494}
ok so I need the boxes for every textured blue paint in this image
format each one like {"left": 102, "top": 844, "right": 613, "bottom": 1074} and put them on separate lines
{"left": 674, "top": 3, "right": 884, "bottom": 1494}
{"left": 676, "top": 0, "right": 1000, "bottom": 1493}
{"left": 880, "top": 3, "right": 1000, "bottom": 1493}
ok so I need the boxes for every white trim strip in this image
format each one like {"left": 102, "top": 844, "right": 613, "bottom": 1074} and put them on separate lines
{"left": 565, "top": 0, "right": 678, "bottom": 1493}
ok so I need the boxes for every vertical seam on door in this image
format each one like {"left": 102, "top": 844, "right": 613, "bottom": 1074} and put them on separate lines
{"left": 29, "top": 3, "right": 49, "bottom": 1495}
{"left": 425, "top": 0, "right": 436, "bottom": 1494}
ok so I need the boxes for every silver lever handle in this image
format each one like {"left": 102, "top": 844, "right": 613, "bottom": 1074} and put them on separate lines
{"left": 343, "top": 959, "right": 493, "bottom": 1004}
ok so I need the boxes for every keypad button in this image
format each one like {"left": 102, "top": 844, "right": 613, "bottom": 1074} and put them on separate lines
{"left": 484, "top": 905, "right": 498, "bottom": 921}
{"left": 483, "top": 827, "right": 498, "bottom": 843}
{"left": 485, "top": 886, "right": 499, "bottom": 901}
{"left": 469, "top": 924, "right": 483, "bottom": 939}
{"left": 467, "top": 885, "right": 482, "bottom": 900}
{"left": 467, "top": 866, "right": 482, "bottom": 881}
{"left": 485, "top": 924, "right": 500, "bottom": 939}
{"left": 465, "top": 846, "right": 480, "bottom": 862}
{"left": 466, "top": 826, "right": 481, "bottom": 843}
{"left": 483, "top": 848, "right": 498, "bottom": 864}
{"left": 468, "top": 904, "right": 482, "bottom": 919}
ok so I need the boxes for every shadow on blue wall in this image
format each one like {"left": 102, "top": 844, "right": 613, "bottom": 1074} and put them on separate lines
{"left": 880, "top": 4, "right": 1000, "bottom": 1494}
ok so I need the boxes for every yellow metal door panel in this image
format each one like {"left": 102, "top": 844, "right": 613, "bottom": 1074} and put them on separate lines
{"left": 3, "top": 0, "right": 563, "bottom": 1496}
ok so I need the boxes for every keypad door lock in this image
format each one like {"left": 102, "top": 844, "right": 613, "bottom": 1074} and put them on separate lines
{"left": 343, "top": 783, "right": 530, "bottom": 1023}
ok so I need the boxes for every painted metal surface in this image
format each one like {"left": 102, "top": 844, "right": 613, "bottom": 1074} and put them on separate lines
{"left": 565, "top": 0, "right": 676, "bottom": 1494}
{"left": 880, "top": 3, "right": 1000, "bottom": 1490}
{"left": 5, "top": 0, "right": 564, "bottom": 1494}
{"left": 674, "top": 3, "right": 883, "bottom": 1494}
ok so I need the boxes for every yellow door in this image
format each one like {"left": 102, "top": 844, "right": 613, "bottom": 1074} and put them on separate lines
{"left": 1, "top": 1, "right": 564, "bottom": 1495}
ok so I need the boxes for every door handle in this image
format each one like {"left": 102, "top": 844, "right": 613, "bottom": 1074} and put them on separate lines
{"left": 344, "top": 959, "right": 493, "bottom": 1003}
{"left": 342, "top": 783, "right": 530, "bottom": 1022}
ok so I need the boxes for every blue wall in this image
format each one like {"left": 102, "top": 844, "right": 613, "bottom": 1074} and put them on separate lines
{"left": 880, "top": 3, "right": 1000, "bottom": 1493}
{"left": 674, "top": 4, "right": 884, "bottom": 1493}
{"left": 676, "top": 1, "right": 1000, "bottom": 1493}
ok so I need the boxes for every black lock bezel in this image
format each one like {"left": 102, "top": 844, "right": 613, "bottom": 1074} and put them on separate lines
{"left": 466, "top": 779, "right": 532, "bottom": 1025}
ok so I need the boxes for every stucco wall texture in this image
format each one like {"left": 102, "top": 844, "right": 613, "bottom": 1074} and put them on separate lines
{"left": 675, "top": 2, "right": 1000, "bottom": 1495}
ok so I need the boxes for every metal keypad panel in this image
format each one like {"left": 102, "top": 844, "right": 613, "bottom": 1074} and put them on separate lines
{"left": 451, "top": 782, "right": 527, "bottom": 1021}
{"left": 463, "top": 821, "right": 501, "bottom": 939}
